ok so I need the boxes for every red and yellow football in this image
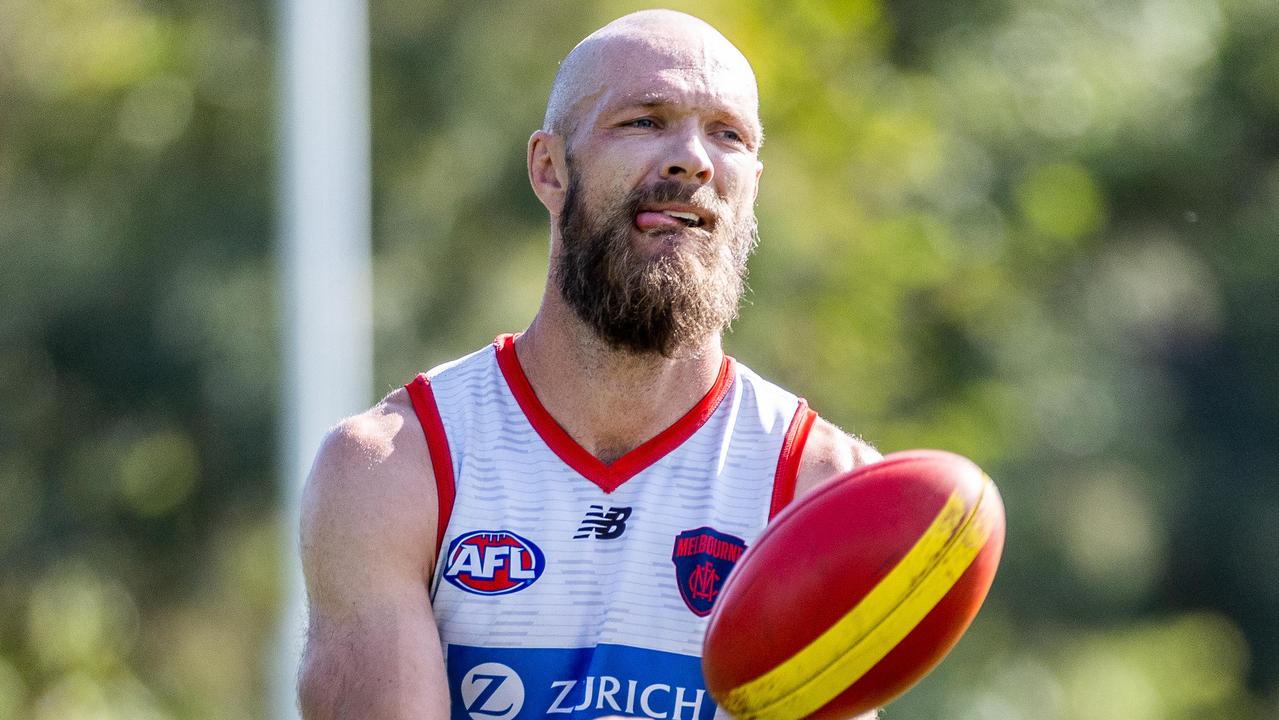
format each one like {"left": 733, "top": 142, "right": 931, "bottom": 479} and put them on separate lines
{"left": 702, "top": 449, "right": 1006, "bottom": 719}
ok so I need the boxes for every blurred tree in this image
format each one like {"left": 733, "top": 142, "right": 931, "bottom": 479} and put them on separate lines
{"left": 0, "top": 0, "right": 1276, "bottom": 717}
{"left": 1, "top": 0, "right": 278, "bottom": 716}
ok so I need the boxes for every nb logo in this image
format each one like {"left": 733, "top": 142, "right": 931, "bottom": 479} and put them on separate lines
{"left": 574, "top": 505, "right": 632, "bottom": 540}
{"left": 460, "top": 662, "right": 525, "bottom": 720}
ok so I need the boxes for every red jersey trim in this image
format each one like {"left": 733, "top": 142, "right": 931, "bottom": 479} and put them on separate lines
{"left": 405, "top": 374, "right": 456, "bottom": 561}
{"left": 492, "top": 333, "right": 736, "bottom": 494}
{"left": 769, "top": 399, "right": 816, "bottom": 519}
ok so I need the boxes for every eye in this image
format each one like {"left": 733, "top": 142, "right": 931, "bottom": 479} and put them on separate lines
{"left": 627, "top": 117, "right": 658, "bottom": 129}
{"left": 713, "top": 124, "right": 750, "bottom": 148}
{"left": 711, "top": 120, "right": 746, "bottom": 146}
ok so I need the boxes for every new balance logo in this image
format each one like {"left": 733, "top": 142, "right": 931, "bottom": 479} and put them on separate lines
{"left": 574, "top": 505, "right": 632, "bottom": 540}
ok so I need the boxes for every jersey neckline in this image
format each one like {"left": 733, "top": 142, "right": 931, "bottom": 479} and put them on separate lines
{"left": 492, "top": 333, "right": 736, "bottom": 494}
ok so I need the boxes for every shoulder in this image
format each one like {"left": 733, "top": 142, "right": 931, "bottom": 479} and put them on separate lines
{"left": 308, "top": 388, "right": 429, "bottom": 487}
{"left": 793, "top": 416, "right": 882, "bottom": 499}
{"left": 300, "top": 388, "right": 441, "bottom": 595}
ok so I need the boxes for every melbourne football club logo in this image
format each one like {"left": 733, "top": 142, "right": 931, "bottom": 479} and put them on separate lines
{"left": 459, "top": 662, "right": 525, "bottom": 720}
{"left": 671, "top": 527, "right": 747, "bottom": 617}
{"left": 443, "top": 530, "right": 545, "bottom": 596}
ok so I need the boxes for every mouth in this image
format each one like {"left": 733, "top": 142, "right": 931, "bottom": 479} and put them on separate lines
{"left": 634, "top": 204, "right": 709, "bottom": 232}
{"left": 659, "top": 209, "right": 704, "bottom": 227}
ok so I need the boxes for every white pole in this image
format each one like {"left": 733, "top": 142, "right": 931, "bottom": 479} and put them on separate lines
{"left": 276, "top": 0, "right": 372, "bottom": 718}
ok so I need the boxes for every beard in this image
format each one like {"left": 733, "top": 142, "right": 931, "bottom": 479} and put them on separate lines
{"left": 553, "top": 165, "right": 759, "bottom": 358}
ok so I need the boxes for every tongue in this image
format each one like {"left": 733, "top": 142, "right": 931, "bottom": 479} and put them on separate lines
{"left": 635, "top": 211, "right": 685, "bottom": 231}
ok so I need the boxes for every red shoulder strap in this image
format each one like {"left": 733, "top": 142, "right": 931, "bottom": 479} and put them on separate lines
{"left": 405, "top": 374, "right": 456, "bottom": 560}
{"left": 769, "top": 399, "right": 817, "bottom": 519}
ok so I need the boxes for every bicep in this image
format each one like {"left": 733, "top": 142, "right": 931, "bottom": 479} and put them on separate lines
{"left": 298, "top": 413, "right": 449, "bottom": 719}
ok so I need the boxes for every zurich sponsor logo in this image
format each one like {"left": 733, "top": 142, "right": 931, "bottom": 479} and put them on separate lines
{"left": 672, "top": 526, "right": 747, "bottom": 617}
{"left": 447, "top": 644, "right": 716, "bottom": 720}
{"left": 460, "top": 662, "right": 525, "bottom": 720}
{"left": 546, "top": 675, "right": 707, "bottom": 717}
{"left": 443, "top": 530, "right": 545, "bottom": 596}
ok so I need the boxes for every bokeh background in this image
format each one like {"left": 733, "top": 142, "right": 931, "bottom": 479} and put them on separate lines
{"left": 3, "top": 0, "right": 1278, "bottom": 717}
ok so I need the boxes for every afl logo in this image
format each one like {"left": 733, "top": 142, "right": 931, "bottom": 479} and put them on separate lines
{"left": 443, "top": 530, "right": 545, "bottom": 596}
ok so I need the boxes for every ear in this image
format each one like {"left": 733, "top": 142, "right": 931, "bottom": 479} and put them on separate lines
{"left": 528, "top": 130, "right": 569, "bottom": 216}
{"left": 752, "top": 159, "right": 763, "bottom": 202}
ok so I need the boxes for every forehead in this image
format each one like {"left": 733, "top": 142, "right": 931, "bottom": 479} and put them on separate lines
{"left": 576, "top": 35, "right": 759, "bottom": 124}
{"left": 602, "top": 69, "right": 755, "bottom": 115}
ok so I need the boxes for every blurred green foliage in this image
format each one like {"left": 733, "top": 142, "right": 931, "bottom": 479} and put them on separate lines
{"left": 1, "top": 0, "right": 1277, "bottom": 717}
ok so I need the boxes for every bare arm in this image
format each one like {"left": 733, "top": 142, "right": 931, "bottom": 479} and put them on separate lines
{"left": 298, "top": 389, "right": 450, "bottom": 719}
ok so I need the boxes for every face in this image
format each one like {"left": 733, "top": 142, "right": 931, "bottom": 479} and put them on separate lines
{"left": 550, "top": 43, "right": 764, "bottom": 357}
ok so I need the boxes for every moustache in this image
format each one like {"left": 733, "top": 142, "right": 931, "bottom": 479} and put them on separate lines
{"left": 623, "top": 180, "right": 726, "bottom": 226}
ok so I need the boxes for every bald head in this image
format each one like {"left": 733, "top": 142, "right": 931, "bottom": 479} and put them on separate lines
{"left": 543, "top": 10, "right": 760, "bottom": 144}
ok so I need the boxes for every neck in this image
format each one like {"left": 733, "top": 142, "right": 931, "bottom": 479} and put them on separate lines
{"left": 515, "top": 290, "right": 725, "bottom": 464}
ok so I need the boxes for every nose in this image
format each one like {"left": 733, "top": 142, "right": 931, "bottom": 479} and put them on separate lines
{"left": 660, "top": 128, "right": 714, "bottom": 185}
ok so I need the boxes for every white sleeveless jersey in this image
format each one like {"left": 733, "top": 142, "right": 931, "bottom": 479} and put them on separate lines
{"left": 405, "top": 335, "right": 817, "bottom": 720}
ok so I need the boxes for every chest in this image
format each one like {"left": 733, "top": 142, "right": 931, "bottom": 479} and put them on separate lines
{"left": 431, "top": 447, "right": 774, "bottom": 650}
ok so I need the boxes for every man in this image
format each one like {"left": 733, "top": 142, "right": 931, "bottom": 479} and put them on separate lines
{"left": 298, "top": 10, "right": 880, "bottom": 719}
